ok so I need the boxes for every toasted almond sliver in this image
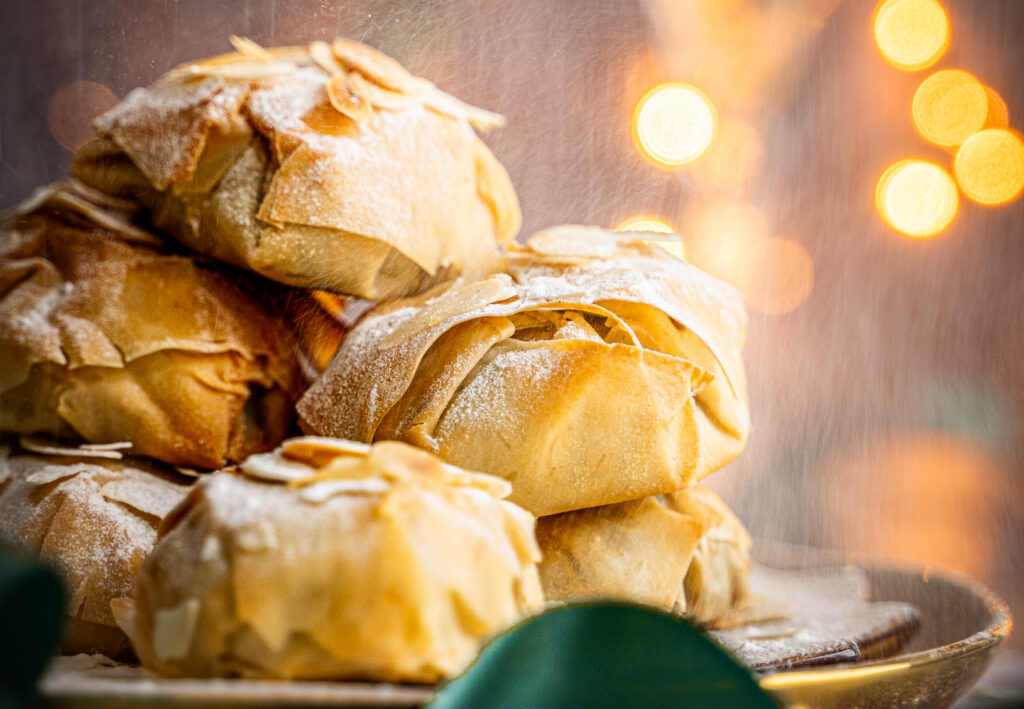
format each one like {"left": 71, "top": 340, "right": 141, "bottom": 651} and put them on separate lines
{"left": 179, "top": 60, "right": 298, "bottom": 81}
{"left": 309, "top": 40, "right": 344, "bottom": 76}
{"left": 326, "top": 74, "right": 372, "bottom": 122}
{"left": 229, "top": 35, "right": 274, "bottom": 61}
{"left": 81, "top": 441, "right": 134, "bottom": 451}
{"left": 240, "top": 452, "right": 313, "bottom": 483}
{"left": 423, "top": 87, "right": 506, "bottom": 131}
{"left": 330, "top": 38, "right": 420, "bottom": 93}
{"left": 345, "top": 72, "right": 419, "bottom": 112}
{"left": 19, "top": 435, "right": 124, "bottom": 460}
{"left": 279, "top": 437, "right": 371, "bottom": 467}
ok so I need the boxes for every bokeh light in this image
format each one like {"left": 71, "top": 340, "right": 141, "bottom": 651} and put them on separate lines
{"left": 47, "top": 81, "right": 119, "bottom": 151}
{"left": 688, "top": 201, "right": 771, "bottom": 285}
{"left": 823, "top": 434, "right": 1003, "bottom": 579}
{"left": 692, "top": 117, "right": 763, "bottom": 192}
{"left": 736, "top": 237, "right": 815, "bottom": 316}
{"left": 615, "top": 216, "right": 685, "bottom": 260}
{"left": 876, "top": 159, "right": 959, "bottom": 238}
{"left": 983, "top": 86, "right": 1010, "bottom": 130}
{"left": 873, "top": 0, "right": 950, "bottom": 72}
{"left": 912, "top": 69, "right": 989, "bottom": 148}
{"left": 954, "top": 129, "right": 1024, "bottom": 205}
{"left": 632, "top": 83, "right": 717, "bottom": 168}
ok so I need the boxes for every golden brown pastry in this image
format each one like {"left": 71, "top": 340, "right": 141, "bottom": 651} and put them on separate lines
{"left": 535, "top": 485, "right": 751, "bottom": 624}
{"left": 0, "top": 443, "right": 191, "bottom": 659}
{"left": 0, "top": 182, "right": 305, "bottom": 469}
{"left": 113, "top": 437, "right": 543, "bottom": 681}
{"left": 73, "top": 37, "right": 521, "bottom": 299}
{"left": 298, "top": 225, "right": 749, "bottom": 516}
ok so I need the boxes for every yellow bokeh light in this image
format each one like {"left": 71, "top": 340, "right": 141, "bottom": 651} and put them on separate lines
{"left": 873, "top": 0, "right": 950, "bottom": 71}
{"left": 912, "top": 70, "right": 989, "bottom": 148}
{"left": 632, "top": 83, "right": 717, "bottom": 168}
{"left": 876, "top": 159, "right": 958, "bottom": 238}
{"left": 954, "top": 129, "right": 1024, "bottom": 205}
{"left": 736, "top": 237, "right": 815, "bottom": 316}
{"left": 615, "top": 216, "right": 685, "bottom": 260}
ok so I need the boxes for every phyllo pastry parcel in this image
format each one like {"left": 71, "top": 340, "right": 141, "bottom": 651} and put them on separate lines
{"left": 73, "top": 37, "right": 520, "bottom": 299}
{"left": 535, "top": 485, "right": 752, "bottom": 624}
{"left": 114, "top": 437, "right": 543, "bottom": 682}
{"left": 0, "top": 182, "right": 304, "bottom": 469}
{"left": 0, "top": 444, "right": 190, "bottom": 659}
{"left": 298, "top": 226, "right": 749, "bottom": 516}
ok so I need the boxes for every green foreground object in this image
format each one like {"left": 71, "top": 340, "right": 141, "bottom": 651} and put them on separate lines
{"left": 429, "top": 603, "right": 780, "bottom": 709}
{"left": 0, "top": 545, "right": 64, "bottom": 706}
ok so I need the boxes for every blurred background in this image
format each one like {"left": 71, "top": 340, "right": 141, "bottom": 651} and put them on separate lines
{"left": 1, "top": 0, "right": 1022, "bottom": 654}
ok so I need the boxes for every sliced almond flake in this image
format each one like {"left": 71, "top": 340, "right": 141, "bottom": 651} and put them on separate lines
{"left": 100, "top": 477, "right": 184, "bottom": 519}
{"left": 279, "top": 437, "right": 371, "bottom": 466}
{"left": 344, "top": 72, "right": 419, "bottom": 112}
{"left": 380, "top": 275, "right": 516, "bottom": 349}
{"left": 326, "top": 73, "right": 372, "bottom": 122}
{"left": 309, "top": 40, "right": 344, "bottom": 76}
{"left": 176, "top": 59, "right": 298, "bottom": 81}
{"left": 174, "top": 467, "right": 204, "bottom": 479}
{"left": 239, "top": 451, "right": 313, "bottom": 483}
{"left": 24, "top": 463, "right": 91, "bottom": 486}
{"left": 152, "top": 598, "right": 200, "bottom": 663}
{"left": 229, "top": 35, "right": 274, "bottom": 61}
{"left": 18, "top": 435, "right": 123, "bottom": 460}
{"left": 330, "top": 38, "right": 421, "bottom": 94}
{"left": 299, "top": 477, "right": 390, "bottom": 503}
{"left": 80, "top": 441, "right": 134, "bottom": 451}
{"left": 423, "top": 87, "right": 506, "bottom": 131}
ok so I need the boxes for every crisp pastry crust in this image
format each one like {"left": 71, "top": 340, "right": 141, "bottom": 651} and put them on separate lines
{"left": 297, "top": 225, "right": 749, "bottom": 516}
{"left": 0, "top": 444, "right": 190, "bottom": 659}
{"left": 0, "top": 182, "right": 305, "bottom": 469}
{"left": 535, "top": 485, "right": 752, "bottom": 624}
{"left": 72, "top": 38, "right": 521, "bottom": 299}
{"left": 113, "top": 437, "right": 543, "bottom": 682}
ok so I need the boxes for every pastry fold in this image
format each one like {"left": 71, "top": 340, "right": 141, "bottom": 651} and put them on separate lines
{"left": 113, "top": 437, "right": 542, "bottom": 682}
{"left": 72, "top": 38, "right": 520, "bottom": 299}
{"left": 535, "top": 485, "right": 752, "bottom": 624}
{"left": 0, "top": 182, "right": 304, "bottom": 468}
{"left": 298, "top": 226, "right": 749, "bottom": 515}
{"left": 0, "top": 444, "right": 190, "bottom": 658}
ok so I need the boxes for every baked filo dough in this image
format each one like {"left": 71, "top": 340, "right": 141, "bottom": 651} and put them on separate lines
{"left": 0, "top": 182, "right": 304, "bottom": 469}
{"left": 73, "top": 37, "right": 520, "bottom": 299}
{"left": 298, "top": 225, "right": 749, "bottom": 516}
{"left": 536, "top": 485, "right": 751, "bottom": 624}
{"left": 112, "top": 437, "right": 543, "bottom": 681}
{"left": 0, "top": 443, "right": 190, "bottom": 659}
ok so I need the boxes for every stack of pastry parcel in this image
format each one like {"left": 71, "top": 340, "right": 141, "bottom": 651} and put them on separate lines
{"left": 0, "top": 37, "right": 752, "bottom": 683}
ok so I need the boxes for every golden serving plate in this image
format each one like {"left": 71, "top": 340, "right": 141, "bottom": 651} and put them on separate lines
{"left": 37, "top": 546, "right": 1010, "bottom": 708}
{"left": 755, "top": 545, "right": 1012, "bottom": 708}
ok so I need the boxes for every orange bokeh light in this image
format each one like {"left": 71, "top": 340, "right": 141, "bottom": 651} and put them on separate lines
{"left": 954, "top": 129, "right": 1024, "bottom": 206}
{"left": 47, "top": 81, "right": 119, "bottom": 151}
{"left": 692, "top": 117, "right": 763, "bottom": 192}
{"left": 736, "top": 237, "right": 815, "bottom": 316}
{"left": 912, "top": 70, "right": 989, "bottom": 148}
{"left": 822, "top": 434, "right": 1003, "bottom": 579}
